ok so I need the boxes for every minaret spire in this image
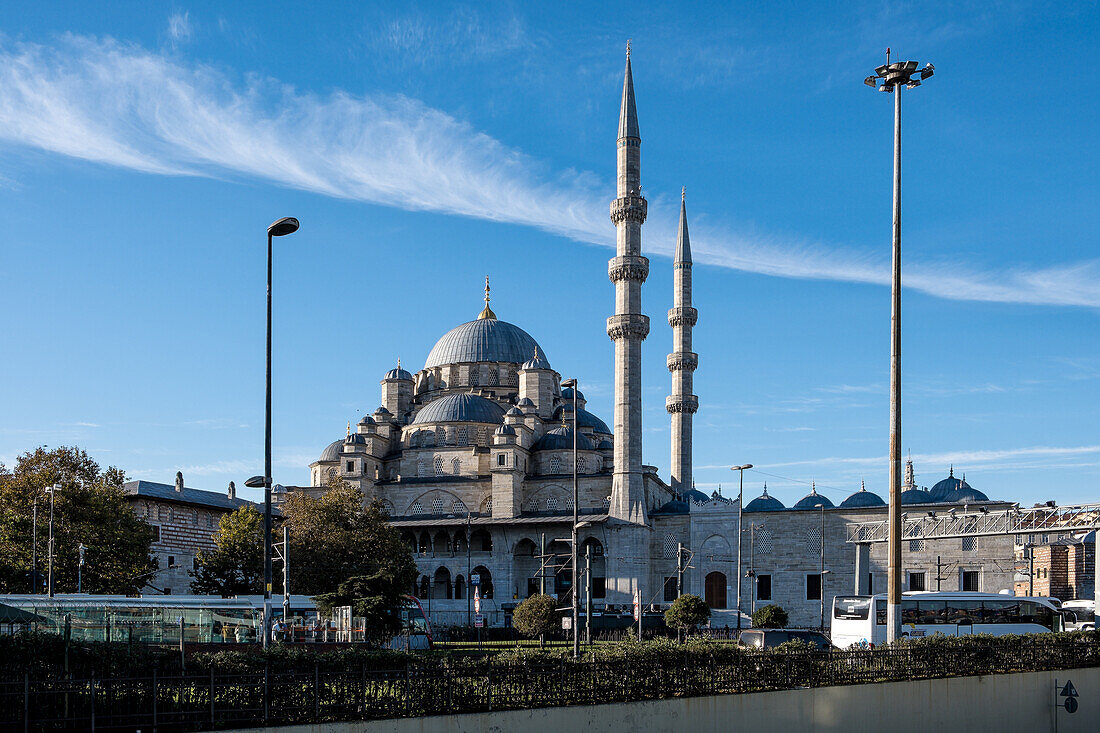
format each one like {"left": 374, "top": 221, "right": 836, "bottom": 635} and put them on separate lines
{"left": 667, "top": 189, "right": 698, "bottom": 495}
{"left": 478, "top": 275, "right": 496, "bottom": 320}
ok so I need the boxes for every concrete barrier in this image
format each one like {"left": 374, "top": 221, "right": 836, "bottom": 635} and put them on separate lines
{"left": 221, "top": 666, "right": 1098, "bottom": 733}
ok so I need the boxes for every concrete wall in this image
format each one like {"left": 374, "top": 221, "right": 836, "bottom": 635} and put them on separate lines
{"left": 224, "top": 666, "right": 1099, "bottom": 733}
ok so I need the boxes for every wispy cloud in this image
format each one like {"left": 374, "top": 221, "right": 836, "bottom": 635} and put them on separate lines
{"left": 167, "top": 13, "right": 193, "bottom": 44}
{"left": 0, "top": 35, "right": 1097, "bottom": 309}
{"left": 766, "top": 444, "right": 1100, "bottom": 471}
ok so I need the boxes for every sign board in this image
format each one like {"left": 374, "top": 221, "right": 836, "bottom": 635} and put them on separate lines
{"left": 562, "top": 617, "right": 572, "bottom": 630}
{"left": 470, "top": 573, "right": 481, "bottom": 586}
{"left": 474, "top": 588, "right": 481, "bottom": 614}
{"left": 1060, "top": 680, "right": 1078, "bottom": 714}
{"left": 632, "top": 590, "right": 641, "bottom": 622}
{"left": 475, "top": 615, "right": 485, "bottom": 628}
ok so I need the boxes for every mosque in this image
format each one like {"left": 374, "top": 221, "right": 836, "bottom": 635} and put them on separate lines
{"left": 288, "top": 49, "right": 1015, "bottom": 629}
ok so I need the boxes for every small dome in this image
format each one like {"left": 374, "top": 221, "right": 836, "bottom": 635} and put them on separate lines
{"left": 317, "top": 439, "right": 344, "bottom": 463}
{"left": 553, "top": 405, "right": 612, "bottom": 434}
{"left": 373, "top": 406, "right": 392, "bottom": 416}
{"left": 793, "top": 484, "right": 834, "bottom": 510}
{"left": 345, "top": 433, "right": 366, "bottom": 445}
{"left": 561, "top": 386, "right": 585, "bottom": 402}
{"left": 929, "top": 468, "right": 987, "bottom": 503}
{"left": 534, "top": 426, "right": 594, "bottom": 451}
{"left": 683, "top": 487, "right": 711, "bottom": 503}
{"left": 505, "top": 406, "right": 524, "bottom": 417}
{"left": 358, "top": 415, "right": 375, "bottom": 426}
{"left": 520, "top": 346, "right": 553, "bottom": 371}
{"left": 517, "top": 397, "right": 536, "bottom": 408}
{"left": 840, "top": 484, "right": 886, "bottom": 508}
{"left": 951, "top": 485, "right": 990, "bottom": 503}
{"left": 900, "top": 487, "right": 934, "bottom": 505}
{"left": 384, "top": 366, "right": 413, "bottom": 381}
{"left": 425, "top": 319, "right": 544, "bottom": 369}
{"left": 411, "top": 393, "right": 506, "bottom": 425}
{"left": 597, "top": 439, "right": 614, "bottom": 451}
{"left": 495, "top": 424, "right": 516, "bottom": 436}
{"left": 744, "top": 484, "right": 785, "bottom": 512}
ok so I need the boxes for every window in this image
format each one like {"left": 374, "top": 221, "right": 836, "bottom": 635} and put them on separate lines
{"left": 962, "top": 536, "right": 976, "bottom": 552}
{"left": 451, "top": 458, "right": 461, "bottom": 475}
{"left": 545, "top": 497, "right": 558, "bottom": 511}
{"left": 497, "top": 454, "right": 507, "bottom": 466}
{"left": 909, "top": 539, "right": 924, "bottom": 552}
{"left": 806, "top": 527, "right": 822, "bottom": 554}
{"left": 410, "top": 501, "right": 425, "bottom": 515}
{"left": 663, "top": 534, "right": 677, "bottom": 559}
{"left": 457, "top": 427, "right": 469, "bottom": 446}
{"left": 434, "top": 456, "right": 445, "bottom": 475}
{"left": 664, "top": 577, "right": 678, "bottom": 602}
{"left": 163, "top": 587, "right": 172, "bottom": 595}
{"left": 961, "top": 570, "right": 980, "bottom": 592}
{"left": 417, "top": 461, "right": 427, "bottom": 477}
{"left": 346, "top": 460, "right": 355, "bottom": 472}
{"left": 908, "top": 571, "right": 926, "bottom": 591}
{"left": 550, "top": 457, "right": 562, "bottom": 474}
{"left": 756, "top": 527, "right": 773, "bottom": 554}
{"left": 757, "top": 574, "right": 772, "bottom": 601}
{"left": 150, "top": 525, "right": 161, "bottom": 542}
{"left": 167, "top": 555, "right": 175, "bottom": 568}
{"left": 432, "top": 498, "right": 444, "bottom": 514}
{"left": 806, "top": 574, "right": 822, "bottom": 601}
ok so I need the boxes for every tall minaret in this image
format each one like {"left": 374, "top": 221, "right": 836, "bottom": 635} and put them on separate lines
{"left": 667, "top": 189, "right": 699, "bottom": 496}
{"left": 607, "top": 41, "right": 649, "bottom": 525}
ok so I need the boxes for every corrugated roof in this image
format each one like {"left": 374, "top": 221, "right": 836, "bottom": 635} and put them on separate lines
{"left": 122, "top": 480, "right": 260, "bottom": 512}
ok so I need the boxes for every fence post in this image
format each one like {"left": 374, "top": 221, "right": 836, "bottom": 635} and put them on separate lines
{"left": 314, "top": 663, "right": 320, "bottom": 722}
{"left": 487, "top": 663, "right": 493, "bottom": 712}
{"left": 210, "top": 668, "right": 215, "bottom": 726}
{"left": 23, "top": 673, "right": 28, "bottom": 733}
{"left": 152, "top": 669, "right": 157, "bottom": 731}
{"left": 89, "top": 677, "right": 95, "bottom": 732}
{"left": 404, "top": 662, "right": 411, "bottom": 715}
{"left": 263, "top": 664, "right": 269, "bottom": 724}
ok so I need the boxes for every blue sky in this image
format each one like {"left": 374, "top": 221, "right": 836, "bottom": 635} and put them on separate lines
{"left": 0, "top": 2, "right": 1097, "bottom": 509}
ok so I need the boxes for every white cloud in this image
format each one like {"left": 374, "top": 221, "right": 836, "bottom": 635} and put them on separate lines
{"left": 0, "top": 35, "right": 1096, "bottom": 309}
{"left": 765, "top": 444, "right": 1100, "bottom": 470}
{"left": 168, "top": 13, "right": 192, "bottom": 43}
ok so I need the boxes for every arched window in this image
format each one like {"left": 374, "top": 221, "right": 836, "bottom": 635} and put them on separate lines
{"left": 434, "top": 456, "right": 445, "bottom": 475}
{"left": 705, "top": 572, "right": 727, "bottom": 610}
{"left": 457, "top": 426, "right": 469, "bottom": 446}
{"left": 550, "top": 457, "right": 562, "bottom": 474}
{"left": 432, "top": 498, "right": 444, "bottom": 515}
{"left": 435, "top": 427, "right": 446, "bottom": 446}
{"left": 451, "top": 500, "right": 466, "bottom": 514}
{"left": 545, "top": 497, "right": 558, "bottom": 511}
{"left": 471, "top": 566, "right": 494, "bottom": 599}
{"left": 417, "top": 461, "right": 427, "bottom": 477}
{"left": 487, "top": 369, "right": 499, "bottom": 386}
{"left": 451, "top": 458, "right": 461, "bottom": 475}
{"left": 454, "top": 574, "right": 466, "bottom": 600}
{"left": 411, "top": 501, "right": 425, "bottom": 515}
{"left": 470, "top": 529, "right": 493, "bottom": 553}
{"left": 470, "top": 367, "right": 480, "bottom": 386}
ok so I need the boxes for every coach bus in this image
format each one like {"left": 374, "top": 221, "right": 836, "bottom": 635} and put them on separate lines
{"left": 831, "top": 591, "right": 1065, "bottom": 648}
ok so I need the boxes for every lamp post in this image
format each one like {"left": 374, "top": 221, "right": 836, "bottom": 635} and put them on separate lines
{"left": 31, "top": 498, "right": 37, "bottom": 593}
{"left": 47, "top": 484, "right": 59, "bottom": 598}
{"left": 561, "top": 378, "right": 580, "bottom": 658}
{"left": 864, "top": 52, "right": 933, "bottom": 644}
{"left": 260, "top": 216, "right": 300, "bottom": 649}
{"left": 730, "top": 464, "right": 753, "bottom": 629}
{"left": 78, "top": 542, "right": 85, "bottom": 593}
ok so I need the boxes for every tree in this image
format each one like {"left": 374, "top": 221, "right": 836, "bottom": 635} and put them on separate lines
{"left": 665, "top": 594, "right": 711, "bottom": 636}
{"left": 512, "top": 594, "right": 559, "bottom": 647}
{"left": 283, "top": 482, "right": 416, "bottom": 639}
{"left": 0, "top": 446, "right": 156, "bottom": 594}
{"left": 752, "top": 603, "right": 789, "bottom": 628}
{"left": 189, "top": 506, "right": 264, "bottom": 596}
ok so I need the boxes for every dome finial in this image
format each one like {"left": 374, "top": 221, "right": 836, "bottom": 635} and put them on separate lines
{"left": 626, "top": 38, "right": 631, "bottom": 59}
{"left": 346, "top": 421, "right": 351, "bottom": 437}
{"left": 681, "top": 185, "right": 685, "bottom": 203}
{"left": 949, "top": 464, "right": 954, "bottom": 477}
{"left": 762, "top": 482, "right": 768, "bottom": 496}
{"left": 397, "top": 357, "right": 401, "bottom": 369}
{"left": 478, "top": 275, "right": 497, "bottom": 320}
{"left": 861, "top": 478, "right": 866, "bottom": 492}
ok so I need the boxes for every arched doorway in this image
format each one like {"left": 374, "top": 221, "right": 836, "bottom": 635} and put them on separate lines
{"left": 434, "top": 567, "right": 452, "bottom": 599}
{"left": 705, "top": 571, "right": 727, "bottom": 609}
{"left": 514, "top": 538, "right": 539, "bottom": 597}
{"left": 454, "top": 574, "right": 465, "bottom": 600}
{"left": 471, "top": 565, "right": 494, "bottom": 599}
{"left": 418, "top": 575, "right": 431, "bottom": 599}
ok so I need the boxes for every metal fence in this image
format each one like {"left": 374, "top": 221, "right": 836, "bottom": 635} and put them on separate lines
{"left": 3, "top": 637, "right": 1099, "bottom": 731}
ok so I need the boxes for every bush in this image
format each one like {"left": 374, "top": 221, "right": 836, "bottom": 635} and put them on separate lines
{"left": 511, "top": 594, "right": 560, "bottom": 640}
{"left": 664, "top": 594, "right": 710, "bottom": 632}
{"left": 751, "top": 604, "right": 789, "bottom": 628}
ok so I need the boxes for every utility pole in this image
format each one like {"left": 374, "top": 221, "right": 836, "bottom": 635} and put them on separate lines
{"left": 937, "top": 555, "right": 944, "bottom": 591}
{"left": 31, "top": 498, "right": 37, "bottom": 593}
{"left": 864, "top": 52, "right": 934, "bottom": 644}
{"left": 47, "top": 484, "right": 59, "bottom": 598}
{"left": 730, "top": 464, "right": 752, "bottom": 629}
{"left": 1028, "top": 545, "right": 1034, "bottom": 596}
{"left": 749, "top": 522, "right": 757, "bottom": 616}
{"left": 819, "top": 506, "right": 826, "bottom": 630}
{"left": 676, "top": 542, "right": 685, "bottom": 598}
{"left": 585, "top": 545, "right": 592, "bottom": 646}
{"left": 540, "top": 533, "right": 547, "bottom": 595}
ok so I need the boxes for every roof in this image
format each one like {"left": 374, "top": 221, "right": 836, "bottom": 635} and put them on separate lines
{"left": 675, "top": 194, "right": 691, "bottom": 264}
{"left": 901, "top": 488, "right": 934, "bottom": 505}
{"left": 520, "top": 346, "right": 553, "bottom": 371}
{"left": 561, "top": 386, "right": 585, "bottom": 402}
{"left": 534, "top": 426, "right": 594, "bottom": 451}
{"left": 793, "top": 490, "right": 834, "bottom": 510}
{"left": 840, "top": 488, "right": 886, "bottom": 508}
{"left": 411, "top": 393, "right": 506, "bottom": 425}
{"left": 384, "top": 366, "right": 413, "bottom": 381}
{"left": 554, "top": 405, "right": 612, "bottom": 434}
{"left": 744, "top": 486, "right": 785, "bottom": 512}
{"left": 389, "top": 513, "right": 609, "bottom": 528}
{"left": 618, "top": 51, "right": 639, "bottom": 140}
{"left": 318, "top": 439, "right": 344, "bottom": 462}
{"left": 122, "top": 480, "right": 257, "bottom": 512}
{"left": 928, "top": 469, "right": 988, "bottom": 503}
{"left": 424, "top": 318, "right": 544, "bottom": 369}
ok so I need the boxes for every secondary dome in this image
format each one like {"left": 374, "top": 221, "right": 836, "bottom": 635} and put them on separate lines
{"left": 793, "top": 485, "right": 834, "bottom": 510}
{"left": 840, "top": 483, "right": 886, "bottom": 508}
{"left": 412, "top": 393, "right": 506, "bottom": 425}
{"left": 553, "top": 405, "right": 612, "bottom": 434}
{"left": 900, "top": 487, "right": 934, "bottom": 505}
{"left": 929, "top": 468, "right": 987, "bottom": 503}
{"left": 744, "top": 484, "right": 785, "bottom": 512}
{"left": 534, "top": 426, "right": 594, "bottom": 451}
{"left": 424, "top": 318, "right": 544, "bottom": 369}
{"left": 318, "top": 439, "right": 344, "bottom": 463}
{"left": 384, "top": 365, "right": 413, "bottom": 381}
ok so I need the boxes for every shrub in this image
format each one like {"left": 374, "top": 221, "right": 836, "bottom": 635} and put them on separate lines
{"left": 664, "top": 594, "right": 710, "bottom": 633}
{"left": 751, "top": 604, "right": 789, "bottom": 628}
{"left": 511, "top": 594, "right": 560, "bottom": 641}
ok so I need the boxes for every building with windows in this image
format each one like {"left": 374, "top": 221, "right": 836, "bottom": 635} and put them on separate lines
{"left": 123, "top": 472, "right": 258, "bottom": 595}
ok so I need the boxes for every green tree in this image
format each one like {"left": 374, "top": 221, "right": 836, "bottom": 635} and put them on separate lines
{"left": 189, "top": 506, "right": 264, "bottom": 596}
{"left": 0, "top": 446, "right": 156, "bottom": 594}
{"left": 512, "top": 594, "right": 560, "bottom": 647}
{"left": 664, "top": 594, "right": 711, "bottom": 636}
{"left": 751, "top": 603, "right": 789, "bottom": 628}
{"left": 283, "top": 482, "right": 416, "bottom": 637}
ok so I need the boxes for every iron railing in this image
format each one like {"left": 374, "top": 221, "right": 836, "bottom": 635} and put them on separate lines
{"left": 2, "top": 637, "right": 1099, "bottom": 731}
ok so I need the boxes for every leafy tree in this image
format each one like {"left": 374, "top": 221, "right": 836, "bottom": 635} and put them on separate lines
{"left": 189, "top": 506, "right": 264, "bottom": 596}
{"left": 512, "top": 594, "right": 560, "bottom": 647}
{"left": 283, "top": 482, "right": 416, "bottom": 637}
{"left": 0, "top": 446, "right": 156, "bottom": 594}
{"left": 751, "top": 603, "right": 789, "bottom": 628}
{"left": 664, "top": 594, "right": 711, "bottom": 635}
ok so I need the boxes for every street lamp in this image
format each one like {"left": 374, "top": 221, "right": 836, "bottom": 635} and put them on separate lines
{"left": 730, "top": 464, "right": 752, "bottom": 629}
{"left": 561, "top": 378, "right": 580, "bottom": 658}
{"left": 47, "top": 484, "right": 59, "bottom": 598}
{"left": 262, "top": 216, "right": 299, "bottom": 649}
{"left": 865, "top": 50, "right": 933, "bottom": 643}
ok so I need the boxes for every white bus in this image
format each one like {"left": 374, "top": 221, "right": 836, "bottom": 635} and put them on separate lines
{"left": 1061, "top": 600, "right": 1095, "bottom": 632}
{"left": 831, "top": 592, "right": 1065, "bottom": 648}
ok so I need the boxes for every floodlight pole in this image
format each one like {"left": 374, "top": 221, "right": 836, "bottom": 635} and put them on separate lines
{"left": 865, "top": 54, "right": 933, "bottom": 644}
{"left": 47, "top": 484, "right": 58, "bottom": 598}
{"left": 730, "top": 464, "right": 752, "bottom": 629}
{"left": 561, "top": 378, "right": 580, "bottom": 659}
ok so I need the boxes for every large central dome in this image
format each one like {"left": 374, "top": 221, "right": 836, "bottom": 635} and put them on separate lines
{"left": 424, "top": 318, "right": 545, "bottom": 369}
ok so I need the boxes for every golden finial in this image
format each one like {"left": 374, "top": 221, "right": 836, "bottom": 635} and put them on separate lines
{"left": 397, "top": 357, "right": 401, "bottom": 370}
{"left": 626, "top": 39, "right": 632, "bottom": 59}
{"left": 346, "top": 421, "right": 351, "bottom": 437}
{"left": 477, "top": 275, "right": 497, "bottom": 320}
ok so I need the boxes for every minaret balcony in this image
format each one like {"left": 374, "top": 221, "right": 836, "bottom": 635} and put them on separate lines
{"left": 606, "top": 314, "right": 650, "bottom": 341}
{"left": 667, "top": 307, "right": 698, "bottom": 328}
{"left": 666, "top": 352, "right": 698, "bottom": 372}
{"left": 609, "top": 196, "right": 648, "bottom": 224}
{"left": 608, "top": 255, "right": 650, "bottom": 283}
{"left": 665, "top": 395, "right": 699, "bottom": 414}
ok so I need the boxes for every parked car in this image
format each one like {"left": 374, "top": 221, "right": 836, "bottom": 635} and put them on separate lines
{"left": 738, "top": 628, "right": 832, "bottom": 649}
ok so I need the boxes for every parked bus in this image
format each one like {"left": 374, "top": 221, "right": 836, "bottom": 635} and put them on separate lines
{"left": 1061, "top": 600, "right": 1095, "bottom": 632}
{"left": 831, "top": 592, "right": 1064, "bottom": 648}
